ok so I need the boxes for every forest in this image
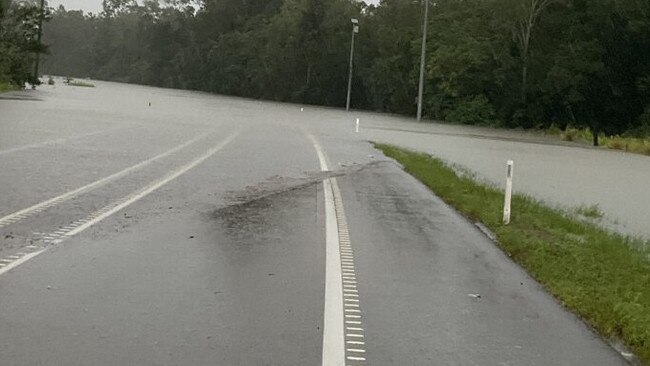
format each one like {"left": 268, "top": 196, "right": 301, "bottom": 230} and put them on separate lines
{"left": 4, "top": 0, "right": 650, "bottom": 143}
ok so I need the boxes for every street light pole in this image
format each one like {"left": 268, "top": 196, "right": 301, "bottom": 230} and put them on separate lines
{"left": 346, "top": 18, "right": 359, "bottom": 112}
{"left": 416, "top": 0, "right": 429, "bottom": 121}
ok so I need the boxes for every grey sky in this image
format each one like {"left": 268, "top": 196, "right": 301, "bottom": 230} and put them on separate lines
{"left": 49, "top": 0, "right": 103, "bottom": 13}
{"left": 49, "top": 0, "right": 380, "bottom": 14}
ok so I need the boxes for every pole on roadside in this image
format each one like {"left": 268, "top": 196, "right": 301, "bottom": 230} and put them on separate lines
{"left": 416, "top": 0, "right": 429, "bottom": 121}
{"left": 346, "top": 18, "right": 359, "bottom": 112}
{"left": 33, "top": 0, "right": 45, "bottom": 89}
{"left": 503, "top": 160, "right": 514, "bottom": 224}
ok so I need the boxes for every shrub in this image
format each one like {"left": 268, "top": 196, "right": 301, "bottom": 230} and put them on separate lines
{"left": 444, "top": 94, "right": 497, "bottom": 126}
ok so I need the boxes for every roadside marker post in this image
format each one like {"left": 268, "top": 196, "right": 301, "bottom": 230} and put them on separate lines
{"left": 355, "top": 118, "right": 359, "bottom": 133}
{"left": 503, "top": 160, "right": 514, "bottom": 224}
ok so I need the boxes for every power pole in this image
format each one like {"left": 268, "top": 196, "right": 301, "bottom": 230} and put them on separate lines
{"left": 416, "top": 0, "right": 429, "bottom": 121}
{"left": 346, "top": 18, "right": 359, "bottom": 112}
{"left": 33, "top": 0, "right": 45, "bottom": 88}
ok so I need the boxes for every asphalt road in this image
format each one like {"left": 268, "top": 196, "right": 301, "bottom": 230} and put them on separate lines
{"left": 0, "top": 80, "right": 631, "bottom": 365}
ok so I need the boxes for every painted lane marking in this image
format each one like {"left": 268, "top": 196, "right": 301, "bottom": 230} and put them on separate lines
{"left": 347, "top": 356, "right": 366, "bottom": 361}
{"left": 0, "top": 132, "right": 239, "bottom": 277}
{"left": 308, "top": 134, "right": 345, "bottom": 366}
{"left": 64, "top": 132, "right": 238, "bottom": 238}
{"left": 0, "top": 132, "right": 209, "bottom": 228}
{"left": 308, "top": 132, "right": 369, "bottom": 366}
{"left": 0, "top": 127, "right": 121, "bottom": 156}
{"left": 0, "top": 251, "right": 46, "bottom": 276}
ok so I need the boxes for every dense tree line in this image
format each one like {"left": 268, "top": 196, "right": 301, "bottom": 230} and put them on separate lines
{"left": 42, "top": 0, "right": 650, "bottom": 143}
{"left": 0, "top": 0, "right": 49, "bottom": 86}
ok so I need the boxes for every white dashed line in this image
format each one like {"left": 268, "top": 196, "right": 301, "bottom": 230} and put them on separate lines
{"left": 347, "top": 356, "right": 366, "bottom": 361}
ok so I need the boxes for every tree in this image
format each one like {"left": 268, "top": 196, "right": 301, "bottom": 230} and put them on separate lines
{"left": 39, "top": 0, "right": 650, "bottom": 140}
{"left": 0, "top": 0, "right": 50, "bottom": 86}
{"left": 509, "top": 0, "right": 557, "bottom": 103}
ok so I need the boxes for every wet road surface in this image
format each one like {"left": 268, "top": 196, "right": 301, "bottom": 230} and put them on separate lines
{"left": 0, "top": 80, "right": 632, "bottom": 365}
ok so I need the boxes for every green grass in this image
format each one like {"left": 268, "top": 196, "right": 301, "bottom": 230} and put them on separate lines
{"left": 67, "top": 80, "right": 95, "bottom": 88}
{"left": 375, "top": 143, "right": 650, "bottom": 363}
{"left": 601, "top": 135, "right": 650, "bottom": 156}
{"left": 0, "top": 81, "right": 16, "bottom": 93}
{"left": 549, "top": 125, "right": 650, "bottom": 156}
{"left": 576, "top": 204, "right": 604, "bottom": 219}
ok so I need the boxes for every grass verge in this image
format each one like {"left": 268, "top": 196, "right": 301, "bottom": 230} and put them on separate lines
{"left": 550, "top": 126, "right": 650, "bottom": 156}
{"left": 0, "top": 81, "right": 16, "bottom": 93}
{"left": 375, "top": 143, "right": 650, "bottom": 363}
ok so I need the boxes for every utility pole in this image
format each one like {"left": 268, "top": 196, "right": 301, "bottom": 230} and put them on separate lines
{"left": 33, "top": 0, "right": 45, "bottom": 88}
{"left": 416, "top": 0, "right": 429, "bottom": 121}
{"left": 346, "top": 18, "right": 359, "bottom": 112}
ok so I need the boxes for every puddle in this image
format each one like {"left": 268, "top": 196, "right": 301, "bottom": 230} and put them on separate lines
{"left": 222, "top": 161, "right": 389, "bottom": 208}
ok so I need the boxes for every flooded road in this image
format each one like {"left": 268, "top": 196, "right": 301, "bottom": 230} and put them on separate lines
{"left": 0, "top": 80, "right": 632, "bottom": 365}
{"left": 360, "top": 117, "right": 650, "bottom": 239}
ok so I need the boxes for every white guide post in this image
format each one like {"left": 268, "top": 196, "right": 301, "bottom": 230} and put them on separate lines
{"left": 503, "top": 160, "right": 514, "bottom": 224}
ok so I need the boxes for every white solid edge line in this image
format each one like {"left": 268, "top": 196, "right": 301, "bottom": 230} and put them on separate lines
{"left": 0, "top": 132, "right": 238, "bottom": 278}
{"left": 0, "top": 132, "right": 208, "bottom": 227}
{"left": 308, "top": 133, "right": 345, "bottom": 366}
{"left": 0, "top": 250, "right": 46, "bottom": 276}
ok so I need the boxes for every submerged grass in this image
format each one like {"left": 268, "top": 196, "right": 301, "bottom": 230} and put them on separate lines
{"left": 375, "top": 143, "right": 650, "bottom": 363}
{"left": 0, "top": 81, "right": 16, "bottom": 93}
{"left": 550, "top": 126, "right": 650, "bottom": 156}
{"left": 67, "top": 80, "right": 95, "bottom": 88}
{"left": 576, "top": 204, "right": 604, "bottom": 219}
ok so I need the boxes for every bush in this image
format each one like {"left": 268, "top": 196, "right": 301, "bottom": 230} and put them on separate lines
{"left": 606, "top": 137, "right": 626, "bottom": 150}
{"left": 0, "top": 81, "right": 15, "bottom": 92}
{"left": 561, "top": 127, "right": 578, "bottom": 141}
{"left": 444, "top": 94, "right": 497, "bottom": 125}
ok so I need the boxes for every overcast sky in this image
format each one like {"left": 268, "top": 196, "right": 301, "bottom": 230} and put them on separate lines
{"left": 49, "top": 0, "right": 381, "bottom": 14}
